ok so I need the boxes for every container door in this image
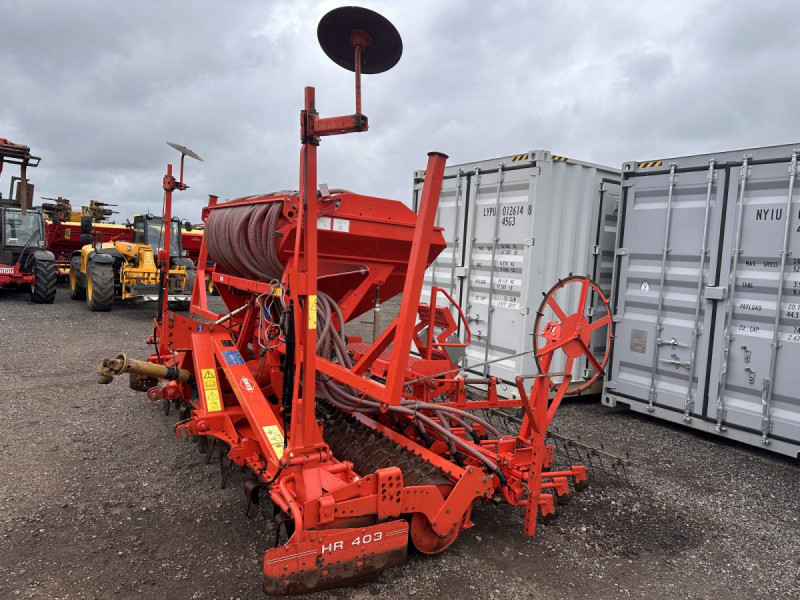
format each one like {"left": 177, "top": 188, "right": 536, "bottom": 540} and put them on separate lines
{"left": 611, "top": 164, "right": 726, "bottom": 418}
{"left": 708, "top": 157, "right": 800, "bottom": 444}
{"left": 587, "top": 179, "right": 620, "bottom": 377}
{"left": 462, "top": 166, "right": 533, "bottom": 382}
{"left": 421, "top": 171, "right": 468, "bottom": 309}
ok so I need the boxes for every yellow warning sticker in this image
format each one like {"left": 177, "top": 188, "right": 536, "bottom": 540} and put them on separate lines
{"left": 201, "top": 369, "right": 217, "bottom": 389}
{"left": 263, "top": 425, "right": 284, "bottom": 460}
{"left": 205, "top": 389, "right": 221, "bottom": 412}
{"left": 308, "top": 294, "right": 318, "bottom": 329}
{"left": 201, "top": 369, "right": 222, "bottom": 412}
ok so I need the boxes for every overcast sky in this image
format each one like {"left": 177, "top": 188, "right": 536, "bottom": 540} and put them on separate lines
{"left": 2, "top": 0, "right": 799, "bottom": 223}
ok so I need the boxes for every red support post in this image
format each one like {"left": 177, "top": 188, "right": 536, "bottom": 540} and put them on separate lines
{"left": 191, "top": 194, "right": 217, "bottom": 314}
{"left": 159, "top": 163, "right": 174, "bottom": 322}
{"left": 288, "top": 86, "right": 323, "bottom": 464}
{"left": 382, "top": 152, "right": 448, "bottom": 406}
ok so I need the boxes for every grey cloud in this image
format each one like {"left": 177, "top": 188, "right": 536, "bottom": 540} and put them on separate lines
{"left": 1, "top": 0, "right": 799, "bottom": 224}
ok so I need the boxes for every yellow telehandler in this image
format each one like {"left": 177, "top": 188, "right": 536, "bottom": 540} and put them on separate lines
{"left": 69, "top": 213, "right": 194, "bottom": 312}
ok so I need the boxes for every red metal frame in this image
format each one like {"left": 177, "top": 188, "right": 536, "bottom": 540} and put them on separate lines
{"left": 106, "top": 34, "right": 612, "bottom": 597}
{"left": 0, "top": 263, "right": 34, "bottom": 286}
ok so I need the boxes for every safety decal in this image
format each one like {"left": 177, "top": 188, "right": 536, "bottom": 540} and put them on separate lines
{"left": 308, "top": 294, "right": 318, "bottom": 329}
{"left": 222, "top": 349, "right": 245, "bottom": 365}
{"left": 637, "top": 160, "right": 663, "bottom": 169}
{"left": 262, "top": 425, "right": 284, "bottom": 460}
{"left": 511, "top": 153, "right": 529, "bottom": 162}
{"left": 201, "top": 368, "right": 222, "bottom": 412}
{"left": 552, "top": 154, "right": 569, "bottom": 162}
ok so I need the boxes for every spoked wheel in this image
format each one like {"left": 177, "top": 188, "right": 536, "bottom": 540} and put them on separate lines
{"left": 533, "top": 275, "right": 612, "bottom": 395}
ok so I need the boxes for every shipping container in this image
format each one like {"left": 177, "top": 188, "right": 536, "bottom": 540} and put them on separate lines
{"left": 603, "top": 143, "right": 800, "bottom": 458}
{"left": 412, "top": 150, "right": 620, "bottom": 397}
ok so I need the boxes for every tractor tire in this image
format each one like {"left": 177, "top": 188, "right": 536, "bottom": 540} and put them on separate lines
{"left": 207, "top": 276, "right": 219, "bottom": 296}
{"left": 29, "top": 259, "right": 57, "bottom": 304}
{"left": 69, "top": 256, "right": 86, "bottom": 300}
{"left": 168, "top": 266, "right": 195, "bottom": 312}
{"left": 86, "top": 261, "right": 114, "bottom": 312}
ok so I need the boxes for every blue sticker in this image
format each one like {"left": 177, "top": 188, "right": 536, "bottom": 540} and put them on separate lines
{"left": 196, "top": 324, "right": 204, "bottom": 332}
{"left": 222, "top": 350, "right": 245, "bottom": 365}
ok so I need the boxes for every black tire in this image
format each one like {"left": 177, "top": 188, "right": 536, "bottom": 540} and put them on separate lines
{"left": 168, "top": 267, "right": 195, "bottom": 312}
{"left": 29, "top": 259, "right": 57, "bottom": 304}
{"left": 86, "top": 261, "right": 114, "bottom": 312}
{"left": 69, "top": 256, "right": 86, "bottom": 300}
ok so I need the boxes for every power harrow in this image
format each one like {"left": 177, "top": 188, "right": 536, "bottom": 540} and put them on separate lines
{"left": 97, "top": 7, "right": 613, "bottom": 595}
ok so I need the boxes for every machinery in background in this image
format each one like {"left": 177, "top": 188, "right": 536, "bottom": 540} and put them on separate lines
{"left": 40, "top": 196, "right": 119, "bottom": 224}
{"left": 96, "top": 7, "right": 611, "bottom": 595}
{"left": 180, "top": 224, "right": 218, "bottom": 295}
{"left": 0, "top": 138, "right": 57, "bottom": 303}
{"left": 43, "top": 205, "right": 133, "bottom": 279}
{"left": 69, "top": 210, "right": 196, "bottom": 312}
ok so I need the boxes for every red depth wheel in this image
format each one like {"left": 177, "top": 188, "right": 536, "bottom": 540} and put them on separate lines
{"left": 533, "top": 275, "right": 612, "bottom": 394}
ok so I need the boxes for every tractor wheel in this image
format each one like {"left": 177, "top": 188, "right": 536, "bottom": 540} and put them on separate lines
{"left": 69, "top": 256, "right": 86, "bottom": 300}
{"left": 86, "top": 261, "right": 114, "bottom": 312}
{"left": 207, "top": 276, "right": 219, "bottom": 296}
{"left": 168, "top": 266, "right": 195, "bottom": 312}
{"left": 29, "top": 259, "right": 57, "bottom": 304}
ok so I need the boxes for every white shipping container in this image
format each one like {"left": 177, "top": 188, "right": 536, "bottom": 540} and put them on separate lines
{"left": 412, "top": 150, "right": 620, "bottom": 396}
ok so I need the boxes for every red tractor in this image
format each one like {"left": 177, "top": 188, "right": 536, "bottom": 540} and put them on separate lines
{"left": 0, "top": 138, "right": 57, "bottom": 303}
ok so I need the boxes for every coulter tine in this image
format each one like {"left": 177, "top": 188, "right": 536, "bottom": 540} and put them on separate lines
{"left": 219, "top": 445, "right": 233, "bottom": 489}
{"left": 204, "top": 438, "right": 216, "bottom": 465}
{"left": 244, "top": 478, "right": 262, "bottom": 517}
{"left": 220, "top": 460, "right": 232, "bottom": 489}
{"left": 178, "top": 404, "right": 192, "bottom": 422}
{"left": 273, "top": 511, "right": 295, "bottom": 548}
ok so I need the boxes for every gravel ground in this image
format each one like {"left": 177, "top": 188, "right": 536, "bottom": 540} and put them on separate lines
{"left": 0, "top": 286, "right": 798, "bottom": 600}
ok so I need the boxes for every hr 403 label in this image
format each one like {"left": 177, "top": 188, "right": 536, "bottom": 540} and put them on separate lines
{"left": 321, "top": 531, "right": 384, "bottom": 555}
